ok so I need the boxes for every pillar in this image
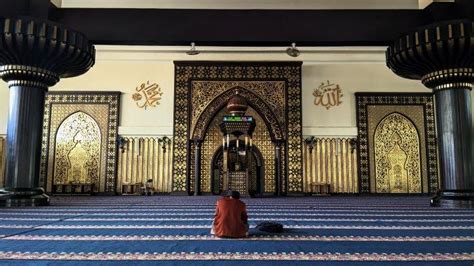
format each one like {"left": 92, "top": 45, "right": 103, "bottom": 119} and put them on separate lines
{"left": 0, "top": 17, "right": 95, "bottom": 206}
{"left": 431, "top": 81, "right": 473, "bottom": 207}
{"left": 194, "top": 140, "right": 202, "bottom": 196}
{"left": 275, "top": 141, "right": 282, "bottom": 196}
{"left": 386, "top": 20, "right": 474, "bottom": 208}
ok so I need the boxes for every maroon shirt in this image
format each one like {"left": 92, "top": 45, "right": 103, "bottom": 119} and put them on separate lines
{"left": 213, "top": 197, "right": 248, "bottom": 238}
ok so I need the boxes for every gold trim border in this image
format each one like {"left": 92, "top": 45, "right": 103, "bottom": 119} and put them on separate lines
{"left": 172, "top": 62, "right": 303, "bottom": 193}
{"left": 355, "top": 93, "right": 438, "bottom": 193}
{"left": 40, "top": 92, "right": 121, "bottom": 193}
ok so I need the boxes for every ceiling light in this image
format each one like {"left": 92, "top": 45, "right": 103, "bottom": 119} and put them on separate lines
{"left": 186, "top": 42, "right": 200, "bottom": 55}
{"left": 286, "top": 42, "right": 300, "bottom": 57}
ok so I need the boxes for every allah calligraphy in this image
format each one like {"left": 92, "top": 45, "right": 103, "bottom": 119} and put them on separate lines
{"left": 132, "top": 81, "right": 163, "bottom": 109}
{"left": 313, "top": 80, "right": 343, "bottom": 110}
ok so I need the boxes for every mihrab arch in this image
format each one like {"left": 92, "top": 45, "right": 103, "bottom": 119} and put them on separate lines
{"left": 192, "top": 87, "right": 285, "bottom": 142}
{"left": 172, "top": 62, "right": 303, "bottom": 195}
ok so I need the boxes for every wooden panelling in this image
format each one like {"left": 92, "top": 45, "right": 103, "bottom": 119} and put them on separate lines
{"left": 303, "top": 138, "right": 358, "bottom": 193}
{"left": 117, "top": 136, "right": 173, "bottom": 193}
{"left": 0, "top": 136, "right": 5, "bottom": 187}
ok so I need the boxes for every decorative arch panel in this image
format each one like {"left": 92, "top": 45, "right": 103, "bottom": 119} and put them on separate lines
{"left": 355, "top": 93, "right": 438, "bottom": 194}
{"left": 173, "top": 62, "right": 303, "bottom": 194}
{"left": 41, "top": 92, "right": 121, "bottom": 193}
{"left": 374, "top": 113, "right": 421, "bottom": 193}
{"left": 198, "top": 106, "right": 277, "bottom": 194}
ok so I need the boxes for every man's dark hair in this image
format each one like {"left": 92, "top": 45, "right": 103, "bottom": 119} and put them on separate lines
{"left": 223, "top": 190, "right": 240, "bottom": 199}
{"left": 231, "top": 190, "right": 240, "bottom": 199}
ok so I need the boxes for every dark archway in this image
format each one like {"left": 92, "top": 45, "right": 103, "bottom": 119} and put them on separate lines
{"left": 210, "top": 140, "right": 265, "bottom": 197}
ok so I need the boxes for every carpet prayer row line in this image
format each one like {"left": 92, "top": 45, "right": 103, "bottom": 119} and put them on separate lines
{"left": 0, "top": 196, "right": 472, "bottom": 265}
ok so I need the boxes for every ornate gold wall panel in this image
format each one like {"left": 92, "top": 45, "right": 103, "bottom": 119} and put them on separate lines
{"left": 191, "top": 81, "right": 286, "bottom": 140}
{"left": 173, "top": 62, "right": 303, "bottom": 194}
{"left": 117, "top": 137, "right": 173, "bottom": 193}
{"left": 53, "top": 112, "right": 102, "bottom": 186}
{"left": 41, "top": 92, "right": 121, "bottom": 193}
{"left": 200, "top": 107, "right": 276, "bottom": 193}
{"left": 374, "top": 113, "right": 421, "bottom": 193}
{"left": 303, "top": 138, "right": 358, "bottom": 193}
{"left": 356, "top": 93, "right": 438, "bottom": 194}
{"left": 200, "top": 109, "right": 226, "bottom": 193}
{"left": 0, "top": 136, "right": 5, "bottom": 188}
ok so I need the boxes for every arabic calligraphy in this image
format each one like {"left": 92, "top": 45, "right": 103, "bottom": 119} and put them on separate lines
{"left": 132, "top": 81, "right": 163, "bottom": 109}
{"left": 313, "top": 80, "right": 343, "bottom": 110}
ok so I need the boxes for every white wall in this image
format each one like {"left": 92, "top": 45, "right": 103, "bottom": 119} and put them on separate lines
{"left": 302, "top": 63, "right": 426, "bottom": 136}
{"left": 0, "top": 45, "right": 472, "bottom": 138}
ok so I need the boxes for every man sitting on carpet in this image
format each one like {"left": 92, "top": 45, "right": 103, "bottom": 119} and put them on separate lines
{"left": 211, "top": 190, "right": 249, "bottom": 238}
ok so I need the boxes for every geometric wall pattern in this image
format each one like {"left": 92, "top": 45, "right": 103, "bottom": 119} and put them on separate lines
{"left": 173, "top": 62, "right": 304, "bottom": 194}
{"left": 356, "top": 93, "right": 438, "bottom": 193}
{"left": 40, "top": 92, "right": 121, "bottom": 193}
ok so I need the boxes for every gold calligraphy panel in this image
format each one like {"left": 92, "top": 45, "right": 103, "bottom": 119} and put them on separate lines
{"left": 0, "top": 136, "right": 5, "bottom": 188}
{"left": 54, "top": 112, "right": 101, "bottom": 186}
{"left": 313, "top": 80, "right": 343, "bottom": 110}
{"left": 132, "top": 81, "right": 163, "bottom": 109}
{"left": 41, "top": 92, "right": 120, "bottom": 193}
{"left": 117, "top": 137, "right": 173, "bottom": 193}
{"left": 374, "top": 113, "right": 421, "bottom": 193}
{"left": 303, "top": 138, "right": 358, "bottom": 193}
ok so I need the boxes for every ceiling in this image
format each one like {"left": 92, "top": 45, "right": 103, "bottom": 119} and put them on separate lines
{"left": 1, "top": 0, "right": 467, "bottom": 47}
{"left": 54, "top": 0, "right": 437, "bottom": 10}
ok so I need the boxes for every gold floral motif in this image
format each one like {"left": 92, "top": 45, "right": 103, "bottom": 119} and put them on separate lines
{"left": 191, "top": 81, "right": 286, "bottom": 137}
{"left": 41, "top": 92, "right": 120, "bottom": 193}
{"left": 374, "top": 113, "right": 421, "bottom": 193}
{"left": 53, "top": 112, "right": 101, "bottom": 186}
{"left": 173, "top": 63, "right": 303, "bottom": 193}
{"left": 247, "top": 108, "right": 276, "bottom": 193}
{"left": 199, "top": 107, "right": 276, "bottom": 193}
{"left": 200, "top": 109, "right": 225, "bottom": 193}
{"left": 356, "top": 94, "right": 438, "bottom": 194}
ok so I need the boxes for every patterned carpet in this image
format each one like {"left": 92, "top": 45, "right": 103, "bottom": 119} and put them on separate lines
{"left": 0, "top": 195, "right": 472, "bottom": 265}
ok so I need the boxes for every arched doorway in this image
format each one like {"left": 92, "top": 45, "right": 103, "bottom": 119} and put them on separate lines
{"left": 192, "top": 87, "right": 286, "bottom": 196}
{"left": 210, "top": 141, "right": 264, "bottom": 196}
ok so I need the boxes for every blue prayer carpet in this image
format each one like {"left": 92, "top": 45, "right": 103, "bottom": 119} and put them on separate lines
{"left": 0, "top": 196, "right": 472, "bottom": 265}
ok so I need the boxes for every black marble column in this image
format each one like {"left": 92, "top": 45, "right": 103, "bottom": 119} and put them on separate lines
{"left": 386, "top": 20, "right": 474, "bottom": 208}
{"left": 0, "top": 17, "right": 95, "bottom": 206}
{"left": 1, "top": 82, "right": 52, "bottom": 206}
{"left": 432, "top": 86, "right": 473, "bottom": 207}
{"left": 194, "top": 140, "right": 202, "bottom": 196}
{"left": 275, "top": 141, "right": 282, "bottom": 196}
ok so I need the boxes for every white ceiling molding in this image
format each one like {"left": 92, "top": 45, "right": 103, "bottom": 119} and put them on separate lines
{"left": 59, "top": 0, "right": 420, "bottom": 10}
{"left": 51, "top": 0, "right": 62, "bottom": 7}
{"left": 95, "top": 45, "right": 387, "bottom": 64}
{"left": 418, "top": 0, "right": 454, "bottom": 9}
